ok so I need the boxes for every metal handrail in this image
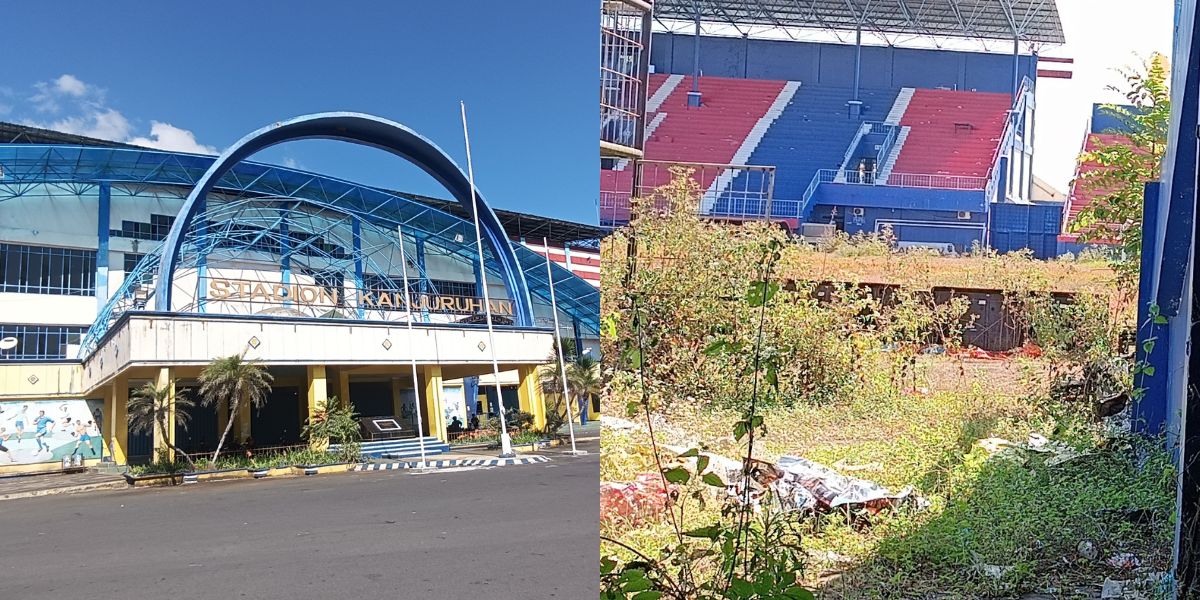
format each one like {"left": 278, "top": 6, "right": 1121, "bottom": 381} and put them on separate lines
{"left": 984, "top": 76, "right": 1034, "bottom": 204}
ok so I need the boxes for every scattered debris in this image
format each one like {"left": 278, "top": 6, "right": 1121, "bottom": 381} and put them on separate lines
{"left": 972, "top": 552, "right": 1013, "bottom": 580}
{"left": 1077, "top": 540, "right": 1099, "bottom": 561}
{"left": 600, "top": 473, "right": 677, "bottom": 527}
{"left": 831, "top": 459, "right": 883, "bottom": 473}
{"left": 1106, "top": 553, "right": 1141, "bottom": 570}
{"left": 980, "top": 433, "right": 1092, "bottom": 467}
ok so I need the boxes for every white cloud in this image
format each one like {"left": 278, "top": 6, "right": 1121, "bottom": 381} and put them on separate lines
{"left": 127, "top": 121, "right": 218, "bottom": 155}
{"left": 282, "top": 157, "right": 300, "bottom": 169}
{"left": 54, "top": 74, "right": 88, "bottom": 97}
{"left": 46, "top": 108, "right": 132, "bottom": 141}
{"left": 15, "top": 74, "right": 218, "bottom": 155}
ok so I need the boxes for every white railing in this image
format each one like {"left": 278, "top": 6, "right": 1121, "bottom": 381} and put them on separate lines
{"left": 984, "top": 76, "right": 1034, "bottom": 205}
{"left": 599, "top": 160, "right": 785, "bottom": 226}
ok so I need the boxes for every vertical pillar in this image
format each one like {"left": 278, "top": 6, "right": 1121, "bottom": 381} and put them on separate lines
{"left": 153, "top": 367, "right": 175, "bottom": 461}
{"left": 196, "top": 197, "right": 208, "bottom": 313}
{"left": 108, "top": 376, "right": 128, "bottom": 465}
{"left": 279, "top": 207, "right": 291, "bottom": 306}
{"left": 306, "top": 365, "right": 327, "bottom": 449}
{"left": 423, "top": 365, "right": 447, "bottom": 441}
{"left": 338, "top": 369, "right": 351, "bottom": 410}
{"left": 415, "top": 235, "right": 431, "bottom": 323}
{"left": 352, "top": 218, "right": 364, "bottom": 319}
{"left": 391, "top": 377, "right": 403, "bottom": 417}
{"left": 95, "top": 182, "right": 110, "bottom": 313}
{"left": 853, "top": 21, "right": 863, "bottom": 102}
{"left": 516, "top": 365, "right": 547, "bottom": 432}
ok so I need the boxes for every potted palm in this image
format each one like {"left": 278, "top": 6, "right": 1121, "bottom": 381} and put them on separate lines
{"left": 125, "top": 381, "right": 197, "bottom": 485}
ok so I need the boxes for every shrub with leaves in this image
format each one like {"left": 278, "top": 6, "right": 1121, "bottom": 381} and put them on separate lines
{"left": 301, "top": 397, "right": 361, "bottom": 462}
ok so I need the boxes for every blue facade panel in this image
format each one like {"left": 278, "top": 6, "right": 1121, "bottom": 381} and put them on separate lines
{"left": 989, "top": 201, "right": 1065, "bottom": 259}
{"left": 651, "top": 33, "right": 1035, "bottom": 94}
{"left": 811, "top": 184, "right": 986, "bottom": 212}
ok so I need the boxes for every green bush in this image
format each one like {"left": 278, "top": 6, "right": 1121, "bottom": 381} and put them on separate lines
{"left": 302, "top": 397, "right": 362, "bottom": 463}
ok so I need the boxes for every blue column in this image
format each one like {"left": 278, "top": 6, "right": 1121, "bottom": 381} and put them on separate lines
{"left": 1134, "top": 182, "right": 1168, "bottom": 436}
{"left": 195, "top": 197, "right": 207, "bottom": 313}
{"left": 572, "top": 317, "right": 583, "bottom": 358}
{"left": 279, "top": 207, "right": 291, "bottom": 306}
{"left": 95, "top": 182, "right": 110, "bottom": 314}
{"left": 352, "top": 217, "right": 364, "bottom": 319}
{"left": 415, "top": 234, "right": 430, "bottom": 323}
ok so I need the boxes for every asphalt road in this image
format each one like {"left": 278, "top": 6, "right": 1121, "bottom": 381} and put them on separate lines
{"left": 0, "top": 441, "right": 599, "bottom": 599}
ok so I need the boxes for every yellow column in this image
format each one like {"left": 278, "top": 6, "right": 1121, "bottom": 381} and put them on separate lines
{"left": 306, "top": 365, "right": 327, "bottom": 449}
{"left": 153, "top": 367, "right": 175, "bottom": 462}
{"left": 588, "top": 394, "right": 600, "bottom": 422}
{"left": 423, "top": 365, "right": 446, "bottom": 441}
{"left": 391, "top": 377, "right": 403, "bottom": 417}
{"left": 517, "top": 366, "right": 547, "bottom": 432}
{"left": 108, "top": 377, "right": 128, "bottom": 465}
{"left": 338, "top": 369, "right": 351, "bottom": 411}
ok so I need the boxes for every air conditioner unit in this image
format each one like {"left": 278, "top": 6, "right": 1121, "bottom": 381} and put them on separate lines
{"left": 957, "top": 211, "right": 972, "bottom": 220}
{"left": 851, "top": 207, "right": 865, "bottom": 217}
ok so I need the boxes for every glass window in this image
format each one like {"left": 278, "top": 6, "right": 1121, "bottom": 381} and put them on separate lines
{"left": 0, "top": 243, "right": 97, "bottom": 296}
{"left": 0, "top": 324, "right": 89, "bottom": 361}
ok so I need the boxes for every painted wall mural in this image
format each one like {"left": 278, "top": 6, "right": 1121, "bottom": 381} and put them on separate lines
{"left": 0, "top": 399, "right": 104, "bottom": 465}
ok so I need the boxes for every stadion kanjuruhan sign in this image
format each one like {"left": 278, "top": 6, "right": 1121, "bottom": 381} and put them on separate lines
{"left": 206, "top": 278, "right": 515, "bottom": 316}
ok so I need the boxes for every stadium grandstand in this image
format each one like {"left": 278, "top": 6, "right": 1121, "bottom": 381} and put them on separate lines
{"left": 1059, "top": 103, "right": 1144, "bottom": 251}
{"left": 600, "top": 0, "right": 1093, "bottom": 258}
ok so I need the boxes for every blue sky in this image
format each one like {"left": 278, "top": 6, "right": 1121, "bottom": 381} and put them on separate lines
{"left": 0, "top": 1, "right": 598, "bottom": 224}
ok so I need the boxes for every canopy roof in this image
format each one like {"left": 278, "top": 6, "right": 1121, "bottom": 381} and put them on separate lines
{"left": 653, "top": 0, "right": 1065, "bottom": 44}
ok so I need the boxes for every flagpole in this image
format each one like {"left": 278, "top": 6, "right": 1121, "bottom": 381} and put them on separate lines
{"left": 460, "top": 101, "right": 515, "bottom": 458}
{"left": 396, "top": 225, "right": 429, "bottom": 469}
{"left": 543, "top": 237, "right": 584, "bottom": 455}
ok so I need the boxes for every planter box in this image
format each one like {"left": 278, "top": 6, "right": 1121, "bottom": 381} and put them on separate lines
{"left": 292, "top": 463, "right": 353, "bottom": 476}
{"left": 123, "top": 472, "right": 183, "bottom": 487}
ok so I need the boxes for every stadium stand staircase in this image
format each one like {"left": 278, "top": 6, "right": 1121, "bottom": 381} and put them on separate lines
{"left": 721, "top": 85, "right": 899, "bottom": 217}
{"left": 888, "top": 88, "right": 1012, "bottom": 180}
{"left": 332, "top": 436, "right": 451, "bottom": 460}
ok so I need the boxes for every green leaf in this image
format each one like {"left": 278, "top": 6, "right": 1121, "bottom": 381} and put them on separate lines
{"left": 624, "top": 347, "right": 643, "bottom": 369}
{"left": 1155, "top": 315, "right": 1169, "bottom": 325}
{"left": 622, "top": 578, "right": 652, "bottom": 593}
{"left": 696, "top": 455, "right": 710, "bottom": 473}
{"left": 677, "top": 448, "right": 699, "bottom": 458}
{"left": 625, "top": 401, "right": 640, "bottom": 418}
{"left": 600, "top": 556, "right": 616, "bottom": 575}
{"left": 702, "top": 472, "right": 725, "bottom": 487}
{"left": 703, "top": 340, "right": 728, "bottom": 356}
{"left": 783, "top": 586, "right": 817, "bottom": 600}
{"left": 730, "top": 577, "right": 755, "bottom": 597}
{"left": 733, "top": 421, "right": 749, "bottom": 441}
{"left": 1143, "top": 365, "right": 1156, "bottom": 376}
{"left": 631, "top": 592, "right": 662, "bottom": 600}
{"left": 747, "top": 281, "right": 780, "bottom": 307}
{"left": 662, "top": 466, "right": 690, "bottom": 484}
{"left": 683, "top": 524, "right": 721, "bottom": 539}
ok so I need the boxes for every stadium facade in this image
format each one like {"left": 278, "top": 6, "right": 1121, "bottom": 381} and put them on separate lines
{"left": 0, "top": 114, "right": 601, "bottom": 474}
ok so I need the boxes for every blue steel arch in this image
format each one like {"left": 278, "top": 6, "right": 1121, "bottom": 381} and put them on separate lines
{"left": 155, "top": 112, "right": 535, "bottom": 327}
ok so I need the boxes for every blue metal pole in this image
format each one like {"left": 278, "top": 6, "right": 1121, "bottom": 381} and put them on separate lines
{"left": 95, "top": 182, "right": 110, "bottom": 314}
{"left": 854, "top": 23, "right": 863, "bottom": 102}
{"left": 279, "top": 207, "right": 291, "bottom": 307}
{"left": 352, "top": 217, "right": 364, "bottom": 319}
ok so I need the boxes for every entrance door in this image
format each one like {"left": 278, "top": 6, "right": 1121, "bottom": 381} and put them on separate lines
{"left": 251, "top": 387, "right": 301, "bottom": 448}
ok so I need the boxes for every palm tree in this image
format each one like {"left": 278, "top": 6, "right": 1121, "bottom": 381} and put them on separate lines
{"left": 198, "top": 352, "right": 273, "bottom": 465}
{"left": 128, "top": 381, "right": 197, "bottom": 470}
{"left": 539, "top": 340, "right": 574, "bottom": 434}
{"left": 566, "top": 354, "right": 601, "bottom": 425}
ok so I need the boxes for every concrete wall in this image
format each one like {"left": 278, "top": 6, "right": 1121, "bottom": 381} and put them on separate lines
{"left": 651, "top": 33, "right": 1036, "bottom": 93}
{"left": 80, "top": 314, "right": 555, "bottom": 395}
{"left": 0, "top": 362, "right": 84, "bottom": 400}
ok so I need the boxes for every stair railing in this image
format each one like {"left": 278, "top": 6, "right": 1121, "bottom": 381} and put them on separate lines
{"left": 984, "top": 76, "right": 1034, "bottom": 205}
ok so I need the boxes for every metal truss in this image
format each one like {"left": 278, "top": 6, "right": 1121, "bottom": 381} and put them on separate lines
{"left": 652, "top": 0, "right": 1065, "bottom": 47}
{"left": 0, "top": 145, "right": 597, "bottom": 356}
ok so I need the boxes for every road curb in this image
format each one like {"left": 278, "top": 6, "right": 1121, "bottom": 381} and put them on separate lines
{"left": 0, "top": 479, "right": 129, "bottom": 502}
{"left": 354, "top": 455, "right": 551, "bottom": 471}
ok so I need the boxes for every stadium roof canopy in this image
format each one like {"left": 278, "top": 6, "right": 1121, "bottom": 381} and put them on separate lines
{"left": 0, "top": 121, "right": 606, "bottom": 245}
{"left": 653, "top": 0, "right": 1065, "bottom": 45}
